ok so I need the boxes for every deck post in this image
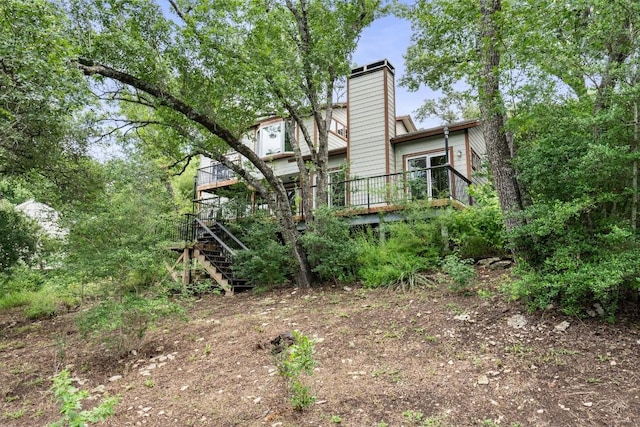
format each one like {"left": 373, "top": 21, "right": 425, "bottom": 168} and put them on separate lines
{"left": 182, "top": 247, "right": 191, "bottom": 289}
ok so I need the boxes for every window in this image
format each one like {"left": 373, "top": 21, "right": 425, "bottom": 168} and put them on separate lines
{"left": 330, "top": 119, "right": 348, "bottom": 140}
{"left": 471, "top": 149, "right": 482, "bottom": 171}
{"left": 406, "top": 153, "right": 449, "bottom": 200}
{"left": 257, "top": 121, "right": 293, "bottom": 157}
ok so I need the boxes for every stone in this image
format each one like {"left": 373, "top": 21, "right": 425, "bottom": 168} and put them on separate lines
{"left": 108, "top": 375, "right": 122, "bottom": 382}
{"left": 453, "top": 314, "right": 472, "bottom": 322}
{"left": 554, "top": 321, "right": 570, "bottom": 332}
{"left": 477, "top": 375, "right": 490, "bottom": 385}
{"left": 477, "top": 257, "right": 501, "bottom": 267}
{"left": 507, "top": 314, "right": 528, "bottom": 329}
{"left": 489, "top": 260, "right": 513, "bottom": 270}
{"left": 593, "top": 303, "right": 605, "bottom": 316}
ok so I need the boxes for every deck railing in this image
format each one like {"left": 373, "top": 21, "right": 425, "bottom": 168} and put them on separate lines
{"left": 197, "top": 162, "right": 238, "bottom": 187}
{"left": 192, "top": 165, "right": 472, "bottom": 221}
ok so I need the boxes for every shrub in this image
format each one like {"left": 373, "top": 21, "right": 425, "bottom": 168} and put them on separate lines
{"left": 232, "top": 213, "right": 296, "bottom": 287}
{"left": 441, "top": 254, "right": 476, "bottom": 290}
{"left": 300, "top": 207, "right": 359, "bottom": 284}
{"left": 274, "top": 331, "right": 317, "bottom": 411}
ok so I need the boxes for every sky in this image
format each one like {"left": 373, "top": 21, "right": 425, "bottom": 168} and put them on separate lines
{"left": 352, "top": 13, "right": 441, "bottom": 129}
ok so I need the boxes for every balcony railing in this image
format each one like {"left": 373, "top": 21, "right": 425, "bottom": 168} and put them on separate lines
{"left": 197, "top": 163, "right": 237, "bottom": 187}
{"left": 192, "top": 165, "right": 472, "bottom": 221}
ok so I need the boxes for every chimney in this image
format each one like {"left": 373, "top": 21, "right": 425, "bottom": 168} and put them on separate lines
{"left": 347, "top": 59, "right": 396, "bottom": 178}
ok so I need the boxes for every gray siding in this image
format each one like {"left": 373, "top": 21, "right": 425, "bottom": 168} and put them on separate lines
{"left": 348, "top": 67, "right": 393, "bottom": 179}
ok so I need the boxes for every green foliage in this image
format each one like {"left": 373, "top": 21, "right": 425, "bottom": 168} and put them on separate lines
{"left": 0, "top": 200, "right": 40, "bottom": 273}
{"left": 437, "top": 187, "right": 506, "bottom": 259}
{"left": 356, "top": 206, "right": 448, "bottom": 289}
{"left": 75, "top": 294, "right": 184, "bottom": 357}
{"left": 64, "top": 158, "right": 175, "bottom": 293}
{"left": 441, "top": 254, "right": 475, "bottom": 290}
{"left": 300, "top": 207, "right": 359, "bottom": 283}
{"left": 505, "top": 98, "right": 640, "bottom": 316}
{"left": 49, "top": 369, "right": 119, "bottom": 427}
{"left": 274, "top": 331, "right": 317, "bottom": 411}
{"left": 232, "top": 214, "right": 296, "bottom": 287}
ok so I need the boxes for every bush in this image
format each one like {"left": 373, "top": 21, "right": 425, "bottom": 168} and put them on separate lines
{"left": 355, "top": 226, "right": 437, "bottom": 290}
{"left": 437, "top": 186, "right": 506, "bottom": 259}
{"left": 441, "top": 254, "right": 476, "bottom": 290}
{"left": 274, "top": 331, "right": 317, "bottom": 411}
{"left": 300, "top": 207, "right": 359, "bottom": 284}
{"left": 232, "top": 213, "right": 296, "bottom": 287}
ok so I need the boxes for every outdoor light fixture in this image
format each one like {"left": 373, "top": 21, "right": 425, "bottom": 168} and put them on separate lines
{"left": 456, "top": 150, "right": 462, "bottom": 158}
{"left": 444, "top": 127, "right": 449, "bottom": 165}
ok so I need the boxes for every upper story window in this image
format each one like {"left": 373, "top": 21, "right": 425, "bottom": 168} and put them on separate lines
{"left": 257, "top": 121, "right": 293, "bottom": 157}
{"left": 330, "top": 118, "right": 348, "bottom": 140}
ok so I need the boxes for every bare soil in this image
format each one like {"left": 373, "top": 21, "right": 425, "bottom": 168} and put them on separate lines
{"left": 2, "top": 268, "right": 640, "bottom": 427}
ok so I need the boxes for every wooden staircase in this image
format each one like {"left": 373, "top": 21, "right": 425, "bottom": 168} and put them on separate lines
{"left": 168, "top": 217, "right": 250, "bottom": 294}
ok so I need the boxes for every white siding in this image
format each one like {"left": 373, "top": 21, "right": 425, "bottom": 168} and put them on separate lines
{"left": 393, "top": 132, "right": 468, "bottom": 178}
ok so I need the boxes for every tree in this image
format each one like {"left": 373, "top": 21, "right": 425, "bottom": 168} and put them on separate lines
{"left": 399, "top": 0, "right": 527, "bottom": 239}
{"left": 0, "top": 200, "right": 39, "bottom": 273}
{"left": 67, "top": 0, "right": 379, "bottom": 287}
{"left": 0, "top": 0, "right": 103, "bottom": 207}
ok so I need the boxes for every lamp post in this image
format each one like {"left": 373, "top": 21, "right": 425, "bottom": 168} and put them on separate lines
{"left": 444, "top": 126, "right": 449, "bottom": 165}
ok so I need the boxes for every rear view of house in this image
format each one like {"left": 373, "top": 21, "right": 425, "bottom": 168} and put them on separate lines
{"left": 195, "top": 59, "right": 485, "bottom": 220}
{"left": 171, "top": 59, "right": 487, "bottom": 291}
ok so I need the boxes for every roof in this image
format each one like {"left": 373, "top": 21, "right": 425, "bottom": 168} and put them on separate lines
{"left": 391, "top": 119, "right": 481, "bottom": 145}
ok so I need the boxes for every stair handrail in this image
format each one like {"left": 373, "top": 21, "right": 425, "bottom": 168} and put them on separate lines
{"left": 215, "top": 221, "right": 249, "bottom": 251}
{"left": 194, "top": 218, "right": 236, "bottom": 256}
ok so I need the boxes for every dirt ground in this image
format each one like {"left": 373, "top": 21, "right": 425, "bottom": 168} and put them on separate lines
{"left": 2, "top": 267, "right": 640, "bottom": 427}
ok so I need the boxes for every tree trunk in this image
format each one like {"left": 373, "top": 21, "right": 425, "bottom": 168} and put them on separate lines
{"left": 77, "top": 59, "right": 315, "bottom": 287}
{"left": 478, "top": 0, "right": 525, "bottom": 233}
{"left": 632, "top": 100, "right": 638, "bottom": 233}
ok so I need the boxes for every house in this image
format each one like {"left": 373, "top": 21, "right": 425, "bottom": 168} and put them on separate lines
{"left": 195, "top": 59, "right": 486, "bottom": 222}
{"left": 171, "top": 60, "right": 486, "bottom": 291}
{"left": 15, "top": 199, "right": 67, "bottom": 239}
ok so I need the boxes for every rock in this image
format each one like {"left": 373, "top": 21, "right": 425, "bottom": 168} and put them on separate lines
{"left": 583, "top": 402, "right": 593, "bottom": 407}
{"left": 593, "top": 303, "right": 605, "bottom": 316}
{"left": 91, "top": 385, "right": 106, "bottom": 394}
{"left": 270, "top": 332, "right": 295, "bottom": 354}
{"left": 108, "top": 375, "right": 122, "bottom": 382}
{"left": 489, "top": 260, "right": 513, "bottom": 270}
{"left": 586, "top": 309, "right": 597, "bottom": 317}
{"left": 554, "top": 321, "right": 570, "bottom": 332}
{"left": 477, "top": 375, "right": 490, "bottom": 385}
{"left": 507, "top": 314, "right": 528, "bottom": 329}
{"left": 477, "top": 257, "right": 501, "bottom": 267}
{"left": 453, "top": 314, "right": 472, "bottom": 322}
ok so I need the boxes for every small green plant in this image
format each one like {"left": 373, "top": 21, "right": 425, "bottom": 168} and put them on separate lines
{"left": 330, "top": 414, "right": 343, "bottom": 423}
{"left": 274, "top": 331, "right": 317, "bottom": 410}
{"left": 49, "top": 369, "right": 120, "bottom": 427}
{"left": 402, "top": 410, "right": 424, "bottom": 422}
{"left": 204, "top": 343, "right": 212, "bottom": 355}
{"left": 504, "top": 342, "right": 533, "bottom": 357}
{"left": 143, "top": 379, "right": 154, "bottom": 388}
{"left": 3, "top": 409, "right": 26, "bottom": 419}
{"left": 441, "top": 254, "right": 476, "bottom": 290}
